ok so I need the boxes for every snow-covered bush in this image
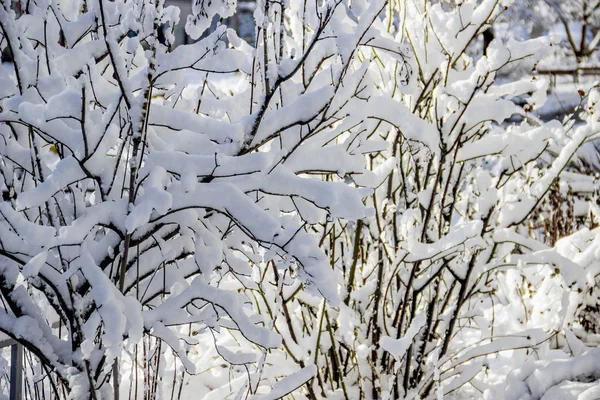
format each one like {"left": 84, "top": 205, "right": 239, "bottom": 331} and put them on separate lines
{"left": 258, "top": 1, "right": 600, "bottom": 399}
{"left": 0, "top": 0, "right": 405, "bottom": 396}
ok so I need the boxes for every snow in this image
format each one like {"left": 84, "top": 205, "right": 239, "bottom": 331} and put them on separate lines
{"left": 381, "top": 312, "right": 426, "bottom": 361}
{"left": 504, "top": 348, "right": 600, "bottom": 400}
{"left": 249, "top": 364, "right": 317, "bottom": 400}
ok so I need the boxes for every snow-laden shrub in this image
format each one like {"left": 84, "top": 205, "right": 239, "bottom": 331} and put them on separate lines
{"left": 254, "top": 1, "right": 600, "bottom": 399}
{"left": 0, "top": 0, "right": 408, "bottom": 396}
